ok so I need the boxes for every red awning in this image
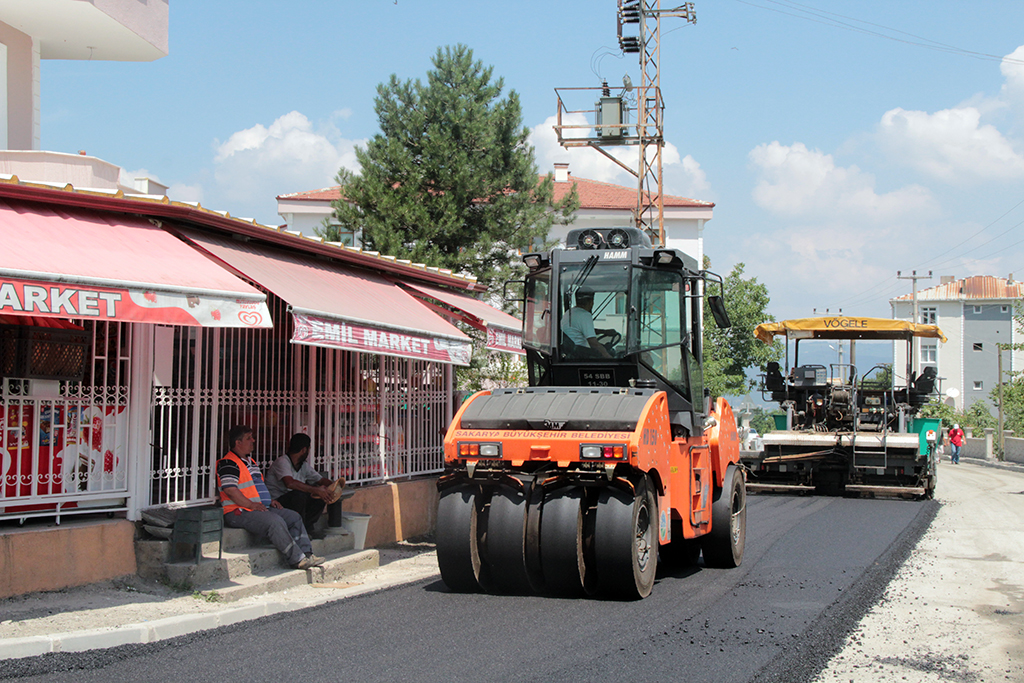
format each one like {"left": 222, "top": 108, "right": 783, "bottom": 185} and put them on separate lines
{"left": 0, "top": 198, "right": 271, "bottom": 328}
{"left": 178, "top": 229, "right": 473, "bottom": 365}
{"left": 401, "top": 281, "right": 524, "bottom": 355}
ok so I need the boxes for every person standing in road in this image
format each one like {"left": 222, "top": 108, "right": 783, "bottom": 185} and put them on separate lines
{"left": 948, "top": 423, "right": 965, "bottom": 464}
{"left": 266, "top": 433, "right": 344, "bottom": 534}
{"left": 216, "top": 425, "right": 324, "bottom": 570}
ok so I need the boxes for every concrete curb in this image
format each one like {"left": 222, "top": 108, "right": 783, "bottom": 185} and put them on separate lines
{"left": 957, "top": 456, "right": 1024, "bottom": 473}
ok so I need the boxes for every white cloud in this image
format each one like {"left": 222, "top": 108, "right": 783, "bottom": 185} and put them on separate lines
{"left": 876, "top": 106, "right": 1024, "bottom": 182}
{"left": 210, "top": 111, "right": 365, "bottom": 220}
{"left": 528, "top": 114, "right": 712, "bottom": 200}
{"left": 1000, "top": 45, "right": 1024, "bottom": 108}
{"left": 742, "top": 141, "right": 943, "bottom": 314}
{"left": 749, "top": 141, "right": 934, "bottom": 219}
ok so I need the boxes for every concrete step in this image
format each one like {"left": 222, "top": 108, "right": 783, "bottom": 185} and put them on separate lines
{"left": 196, "top": 549, "right": 380, "bottom": 602}
{"left": 136, "top": 527, "right": 355, "bottom": 588}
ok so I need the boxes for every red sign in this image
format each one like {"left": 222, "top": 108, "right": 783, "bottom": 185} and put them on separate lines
{"left": 486, "top": 326, "right": 524, "bottom": 355}
{"left": 291, "top": 312, "right": 471, "bottom": 365}
{"left": 0, "top": 278, "right": 272, "bottom": 328}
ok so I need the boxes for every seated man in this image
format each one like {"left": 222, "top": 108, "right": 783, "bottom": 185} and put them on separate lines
{"left": 266, "top": 433, "right": 344, "bottom": 533}
{"left": 560, "top": 288, "right": 612, "bottom": 359}
{"left": 216, "top": 425, "right": 324, "bottom": 570}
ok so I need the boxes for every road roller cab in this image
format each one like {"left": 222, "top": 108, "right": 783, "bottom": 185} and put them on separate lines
{"left": 436, "top": 227, "right": 746, "bottom": 599}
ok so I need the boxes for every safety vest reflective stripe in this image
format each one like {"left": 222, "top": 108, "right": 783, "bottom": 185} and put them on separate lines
{"left": 218, "top": 451, "right": 261, "bottom": 514}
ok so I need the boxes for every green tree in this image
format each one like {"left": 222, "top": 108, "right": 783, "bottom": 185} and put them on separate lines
{"left": 990, "top": 302, "right": 1024, "bottom": 436}
{"left": 920, "top": 398, "right": 997, "bottom": 432}
{"left": 749, "top": 407, "right": 783, "bottom": 435}
{"left": 702, "top": 258, "right": 783, "bottom": 398}
{"left": 324, "top": 44, "right": 578, "bottom": 294}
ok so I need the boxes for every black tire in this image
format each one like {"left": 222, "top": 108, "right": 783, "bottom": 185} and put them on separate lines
{"left": 436, "top": 485, "right": 488, "bottom": 592}
{"left": 487, "top": 484, "right": 534, "bottom": 594}
{"left": 540, "top": 487, "right": 588, "bottom": 596}
{"left": 701, "top": 464, "right": 746, "bottom": 569}
{"left": 594, "top": 479, "right": 658, "bottom": 599}
{"left": 660, "top": 519, "right": 702, "bottom": 567}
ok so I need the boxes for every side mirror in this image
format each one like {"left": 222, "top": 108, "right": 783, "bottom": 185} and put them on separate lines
{"left": 708, "top": 295, "right": 731, "bottom": 329}
{"left": 503, "top": 280, "right": 525, "bottom": 305}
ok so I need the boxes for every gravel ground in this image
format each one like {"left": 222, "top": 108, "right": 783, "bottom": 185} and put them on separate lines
{"left": 812, "top": 460, "right": 1024, "bottom": 683}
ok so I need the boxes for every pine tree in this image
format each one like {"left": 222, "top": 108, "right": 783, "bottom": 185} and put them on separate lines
{"left": 327, "top": 44, "right": 578, "bottom": 293}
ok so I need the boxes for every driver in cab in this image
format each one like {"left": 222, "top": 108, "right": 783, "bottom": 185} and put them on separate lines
{"left": 561, "top": 288, "right": 613, "bottom": 358}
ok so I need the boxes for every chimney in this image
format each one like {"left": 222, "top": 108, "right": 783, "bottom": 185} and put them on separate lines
{"left": 940, "top": 275, "right": 955, "bottom": 285}
{"left": 1008, "top": 273, "right": 1015, "bottom": 284}
{"left": 133, "top": 177, "right": 169, "bottom": 196}
{"left": 554, "top": 162, "right": 569, "bottom": 183}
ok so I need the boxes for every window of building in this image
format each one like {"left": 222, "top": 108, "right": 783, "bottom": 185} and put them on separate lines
{"left": 920, "top": 306, "right": 937, "bottom": 325}
{"left": 973, "top": 305, "right": 983, "bottom": 314}
{"left": 973, "top": 342, "right": 983, "bottom": 351}
{"left": 1001, "top": 305, "right": 1010, "bottom": 313}
{"left": 921, "top": 341, "right": 937, "bottom": 364}
{"left": 974, "top": 380, "right": 984, "bottom": 390}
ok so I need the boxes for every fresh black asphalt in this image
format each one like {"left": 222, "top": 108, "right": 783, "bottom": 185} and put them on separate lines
{"left": 0, "top": 494, "right": 937, "bottom": 683}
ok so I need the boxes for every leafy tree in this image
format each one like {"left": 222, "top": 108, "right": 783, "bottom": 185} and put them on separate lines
{"left": 324, "top": 44, "right": 578, "bottom": 294}
{"left": 749, "top": 407, "right": 783, "bottom": 435}
{"left": 920, "top": 398, "right": 997, "bottom": 433}
{"left": 995, "top": 377, "right": 1024, "bottom": 436}
{"left": 702, "top": 258, "right": 783, "bottom": 398}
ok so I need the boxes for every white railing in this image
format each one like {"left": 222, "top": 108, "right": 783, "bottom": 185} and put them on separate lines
{"left": 0, "top": 322, "right": 131, "bottom": 522}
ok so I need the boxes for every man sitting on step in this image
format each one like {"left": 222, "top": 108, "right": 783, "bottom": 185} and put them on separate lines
{"left": 216, "top": 425, "right": 325, "bottom": 570}
{"left": 266, "top": 433, "right": 345, "bottom": 536}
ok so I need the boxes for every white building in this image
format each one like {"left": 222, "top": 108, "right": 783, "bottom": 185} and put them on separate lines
{"left": 890, "top": 275, "right": 1024, "bottom": 413}
{"left": 276, "top": 162, "right": 715, "bottom": 257}
{"left": 0, "top": 0, "right": 168, "bottom": 151}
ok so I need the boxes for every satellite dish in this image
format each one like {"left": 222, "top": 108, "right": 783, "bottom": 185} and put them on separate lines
{"left": 945, "top": 387, "right": 960, "bottom": 399}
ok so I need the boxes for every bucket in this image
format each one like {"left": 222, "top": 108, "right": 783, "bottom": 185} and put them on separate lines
{"left": 341, "top": 512, "right": 371, "bottom": 550}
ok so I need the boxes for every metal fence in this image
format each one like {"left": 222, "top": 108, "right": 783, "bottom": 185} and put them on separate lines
{"left": 1, "top": 321, "right": 131, "bottom": 522}
{"left": 148, "top": 290, "right": 450, "bottom": 509}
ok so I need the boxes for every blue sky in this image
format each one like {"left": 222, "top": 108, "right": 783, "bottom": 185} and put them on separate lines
{"left": 40, "top": 0, "right": 1024, "bottom": 321}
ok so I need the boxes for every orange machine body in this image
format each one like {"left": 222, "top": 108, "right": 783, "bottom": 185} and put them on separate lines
{"left": 444, "top": 391, "right": 741, "bottom": 545}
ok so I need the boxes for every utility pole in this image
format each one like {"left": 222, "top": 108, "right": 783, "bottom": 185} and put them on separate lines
{"left": 998, "top": 343, "right": 1007, "bottom": 460}
{"left": 553, "top": 1, "right": 696, "bottom": 247}
{"left": 897, "top": 270, "right": 932, "bottom": 379}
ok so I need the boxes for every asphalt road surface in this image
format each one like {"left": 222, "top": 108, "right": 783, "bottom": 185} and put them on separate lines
{"left": 1, "top": 494, "right": 936, "bottom": 683}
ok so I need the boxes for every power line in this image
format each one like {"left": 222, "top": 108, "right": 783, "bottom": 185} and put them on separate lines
{"left": 911, "top": 196, "right": 1024, "bottom": 271}
{"left": 734, "top": 0, "right": 1024, "bottom": 66}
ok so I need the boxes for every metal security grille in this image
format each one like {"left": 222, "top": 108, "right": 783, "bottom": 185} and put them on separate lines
{"left": 0, "top": 321, "right": 131, "bottom": 522}
{"left": 148, "top": 290, "right": 451, "bottom": 509}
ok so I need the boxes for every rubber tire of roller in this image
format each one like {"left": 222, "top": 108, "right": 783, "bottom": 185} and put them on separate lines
{"left": 700, "top": 464, "right": 746, "bottom": 569}
{"left": 436, "top": 484, "right": 487, "bottom": 592}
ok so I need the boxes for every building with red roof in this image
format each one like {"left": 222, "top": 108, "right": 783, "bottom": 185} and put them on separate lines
{"left": 276, "top": 162, "right": 715, "bottom": 261}
{"left": 890, "top": 275, "right": 1023, "bottom": 414}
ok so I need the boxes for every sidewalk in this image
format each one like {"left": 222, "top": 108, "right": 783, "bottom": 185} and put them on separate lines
{"left": 0, "top": 540, "right": 440, "bottom": 661}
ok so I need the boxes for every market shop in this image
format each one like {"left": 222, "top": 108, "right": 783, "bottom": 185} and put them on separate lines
{"left": 0, "top": 178, "right": 521, "bottom": 534}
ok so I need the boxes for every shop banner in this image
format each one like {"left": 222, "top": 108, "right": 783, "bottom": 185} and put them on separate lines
{"left": 486, "top": 325, "right": 524, "bottom": 355}
{"left": 0, "top": 277, "right": 272, "bottom": 328}
{"left": 292, "top": 312, "right": 472, "bottom": 366}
